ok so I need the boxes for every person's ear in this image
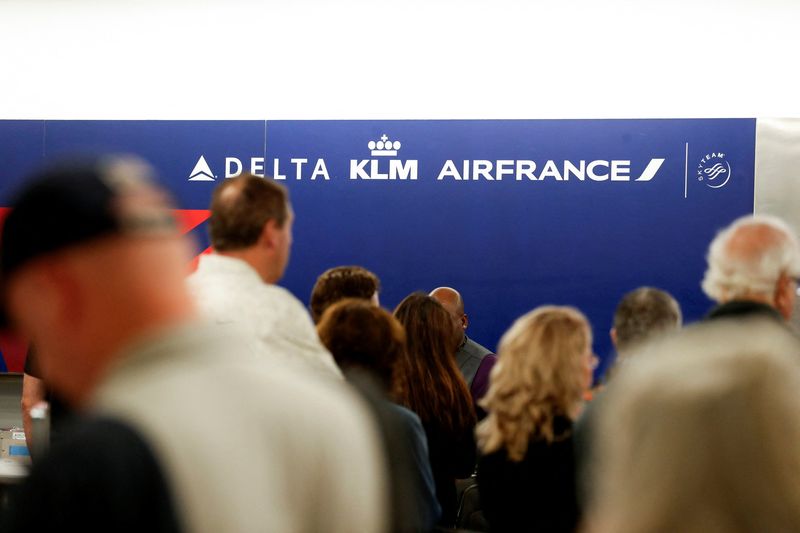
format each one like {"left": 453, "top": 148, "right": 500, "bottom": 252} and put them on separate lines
{"left": 774, "top": 272, "right": 795, "bottom": 321}
{"left": 461, "top": 313, "right": 469, "bottom": 331}
{"left": 8, "top": 262, "right": 77, "bottom": 339}
{"left": 259, "top": 219, "right": 280, "bottom": 250}
{"left": 610, "top": 328, "right": 618, "bottom": 349}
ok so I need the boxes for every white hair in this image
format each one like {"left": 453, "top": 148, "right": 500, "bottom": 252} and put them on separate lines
{"left": 702, "top": 214, "right": 800, "bottom": 302}
{"left": 589, "top": 319, "right": 800, "bottom": 533}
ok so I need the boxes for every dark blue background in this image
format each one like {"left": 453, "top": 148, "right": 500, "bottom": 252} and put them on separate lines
{"left": 0, "top": 119, "right": 756, "bottom": 378}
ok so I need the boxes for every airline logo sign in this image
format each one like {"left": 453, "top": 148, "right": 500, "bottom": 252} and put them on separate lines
{"left": 697, "top": 152, "right": 732, "bottom": 189}
{"left": 188, "top": 156, "right": 215, "bottom": 181}
{"left": 188, "top": 133, "right": 666, "bottom": 184}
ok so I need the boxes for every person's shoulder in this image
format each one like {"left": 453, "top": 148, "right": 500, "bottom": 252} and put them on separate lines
{"left": 476, "top": 352, "right": 497, "bottom": 371}
{"left": 388, "top": 402, "right": 422, "bottom": 422}
{"left": 464, "top": 337, "right": 494, "bottom": 358}
{"left": 387, "top": 403, "right": 425, "bottom": 433}
{"left": 259, "top": 283, "right": 304, "bottom": 306}
{"left": 3, "top": 416, "right": 182, "bottom": 533}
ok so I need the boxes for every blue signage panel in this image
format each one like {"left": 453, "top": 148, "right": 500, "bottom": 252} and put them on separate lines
{"left": 266, "top": 119, "right": 755, "bottom": 377}
{"left": 0, "top": 119, "right": 756, "bottom": 377}
{"left": 0, "top": 120, "right": 46, "bottom": 372}
{"left": 0, "top": 120, "right": 45, "bottom": 206}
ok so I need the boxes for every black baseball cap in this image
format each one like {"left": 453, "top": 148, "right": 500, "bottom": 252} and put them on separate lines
{"left": 0, "top": 155, "right": 178, "bottom": 327}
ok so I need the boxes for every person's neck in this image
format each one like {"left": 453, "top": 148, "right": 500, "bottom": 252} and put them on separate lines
{"left": 722, "top": 293, "right": 775, "bottom": 308}
{"left": 71, "top": 296, "right": 197, "bottom": 408}
{"left": 217, "top": 248, "right": 277, "bottom": 284}
{"left": 459, "top": 333, "right": 468, "bottom": 349}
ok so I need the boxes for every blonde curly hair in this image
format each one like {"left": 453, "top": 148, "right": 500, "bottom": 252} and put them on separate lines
{"left": 476, "top": 306, "right": 591, "bottom": 461}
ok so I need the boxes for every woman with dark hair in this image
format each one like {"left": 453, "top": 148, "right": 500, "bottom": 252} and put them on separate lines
{"left": 393, "top": 292, "right": 477, "bottom": 527}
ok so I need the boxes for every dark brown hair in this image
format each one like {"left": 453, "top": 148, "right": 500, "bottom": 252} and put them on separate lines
{"left": 393, "top": 292, "right": 476, "bottom": 433}
{"left": 310, "top": 266, "right": 381, "bottom": 323}
{"left": 317, "top": 299, "right": 406, "bottom": 391}
{"left": 208, "top": 173, "right": 289, "bottom": 251}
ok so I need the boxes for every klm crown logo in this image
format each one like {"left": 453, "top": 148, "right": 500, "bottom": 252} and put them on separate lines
{"left": 368, "top": 134, "right": 401, "bottom": 157}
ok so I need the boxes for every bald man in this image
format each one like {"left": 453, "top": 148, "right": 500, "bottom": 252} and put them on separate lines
{"left": 0, "top": 157, "right": 386, "bottom": 533}
{"left": 187, "top": 173, "right": 341, "bottom": 378}
{"left": 430, "top": 287, "right": 497, "bottom": 419}
{"left": 702, "top": 215, "right": 800, "bottom": 321}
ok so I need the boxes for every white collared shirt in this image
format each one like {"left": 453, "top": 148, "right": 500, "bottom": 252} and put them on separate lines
{"left": 187, "top": 254, "right": 342, "bottom": 379}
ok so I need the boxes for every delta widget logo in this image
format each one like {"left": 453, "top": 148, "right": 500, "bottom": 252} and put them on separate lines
{"left": 188, "top": 156, "right": 216, "bottom": 181}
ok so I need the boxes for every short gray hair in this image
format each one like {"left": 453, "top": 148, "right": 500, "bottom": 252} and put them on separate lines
{"left": 702, "top": 215, "right": 800, "bottom": 302}
{"left": 613, "top": 287, "right": 682, "bottom": 355}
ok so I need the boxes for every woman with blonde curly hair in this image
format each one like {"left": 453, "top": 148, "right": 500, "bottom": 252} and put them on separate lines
{"left": 476, "top": 305, "right": 594, "bottom": 532}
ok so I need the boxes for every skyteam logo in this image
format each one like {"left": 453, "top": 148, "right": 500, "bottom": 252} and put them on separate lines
{"left": 188, "top": 155, "right": 216, "bottom": 181}
{"left": 697, "top": 152, "right": 731, "bottom": 189}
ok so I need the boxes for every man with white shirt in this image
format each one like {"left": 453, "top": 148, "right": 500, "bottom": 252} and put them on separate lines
{"left": 187, "top": 173, "right": 341, "bottom": 378}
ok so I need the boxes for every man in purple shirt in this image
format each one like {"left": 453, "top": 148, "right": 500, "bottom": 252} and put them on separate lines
{"left": 430, "top": 287, "right": 497, "bottom": 420}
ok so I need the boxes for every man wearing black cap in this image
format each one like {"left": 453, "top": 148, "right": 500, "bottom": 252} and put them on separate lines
{"left": 0, "top": 156, "right": 387, "bottom": 533}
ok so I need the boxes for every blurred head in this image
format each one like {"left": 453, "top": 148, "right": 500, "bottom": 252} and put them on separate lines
{"left": 310, "top": 266, "right": 381, "bottom": 323}
{"left": 316, "top": 298, "right": 405, "bottom": 391}
{"left": 429, "top": 286, "right": 468, "bottom": 334}
{"left": 1, "top": 156, "right": 195, "bottom": 407}
{"left": 477, "top": 306, "right": 593, "bottom": 461}
{"left": 208, "top": 173, "right": 292, "bottom": 283}
{"left": 611, "top": 287, "right": 682, "bottom": 359}
{"left": 702, "top": 215, "right": 800, "bottom": 320}
{"left": 393, "top": 292, "right": 475, "bottom": 432}
{"left": 590, "top": 319, "right": 800, "bottom": 533}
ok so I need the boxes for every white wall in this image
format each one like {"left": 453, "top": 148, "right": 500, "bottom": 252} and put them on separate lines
{"left": 754, "top": 118, "right": 800, "bottom": 330}
{"left": 1, "top": 0, "right": 799, "bottom": 119}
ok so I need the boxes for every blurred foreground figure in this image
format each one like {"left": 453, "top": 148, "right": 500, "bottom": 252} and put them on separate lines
{"left": 187, "top": 173, "right": 341, "bottom": 378}
{"left": 0, "top": 157, "right": 386, "bottom": 533}
{"left": 589, "top": 319, "right": 800, "bottom": 533}
{"left": 477, "top": 306, "right": 594, "bottom": 533}
{"left": 703, "top": 215, "right": 800, "bottom": 321}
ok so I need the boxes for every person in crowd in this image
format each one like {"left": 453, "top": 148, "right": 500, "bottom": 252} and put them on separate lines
{"left": 609, "top": 286, "right": 682, "bottom": 373}
{"left": 702, "top": 214, "right": 800, "bottom": 322}
{"left": 574, "top": 287, "right": 682, "bottom": 508}
{"left": 310, "top": 265, "right": 381, "bottom": 323}
{"left": 20, "top": 348, "right": 73, "bottom": 460}
{"left": 429, "top": 286, "right": 496, "bottom": 420}
{"left": 393, "top": 293, "right": 477, "bottom": 527}
{"left": 476, "top": 306, "right": 594, "bottom": 532}
{"left": 317, "top": 298, "right": 441, "bottom": 531}
{"left": 588, "top": 318, "right": 800, "bottom": 533}
{"left": 187, "top": 173, "right": 340, "bottom": 378}
{"left": 0, "top": 157, "right": 387, "bottom": 532}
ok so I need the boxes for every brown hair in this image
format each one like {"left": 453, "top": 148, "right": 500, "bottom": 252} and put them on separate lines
{"left": 477, "top": 306, "right": 592, "bottom": 461}
{"left": 393, "top": 292, "right": 475, "bottom": 433}
{"left": 208, "top": 173, "right": 289, "bottom": 251}
{"left": 310, "top": 266, "right": 381, "bottom": 323}
{"left": 317, "top": 299, "right": 406, "bottom": 391}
